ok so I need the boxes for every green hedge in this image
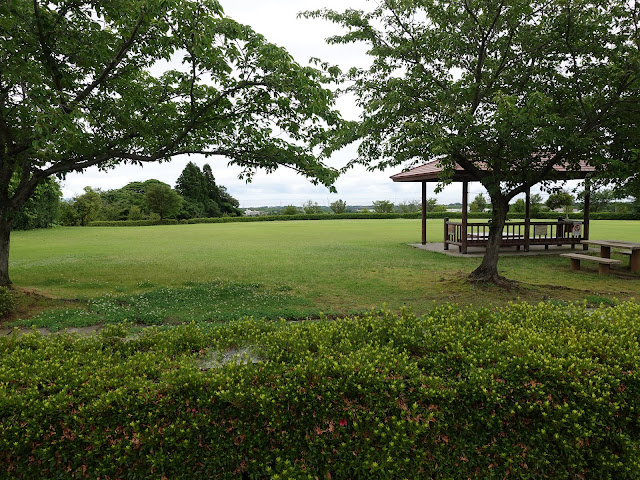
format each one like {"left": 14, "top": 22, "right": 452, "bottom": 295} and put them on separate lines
{"left": 183, "top": 212, "right": 423, "bottom": 223}
{"left": 2, "top": 302, "right": 640, "bottom": 478}
{"left": 87, "top": 211, "right": 640, "bottom": 227}
{"left": 88, "top": 219, "right": 179, "bottom": 227}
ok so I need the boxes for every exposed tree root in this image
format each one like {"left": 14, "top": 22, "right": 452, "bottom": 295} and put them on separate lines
{"left": 468, "top": 268, "right": 518, "bottom": 290}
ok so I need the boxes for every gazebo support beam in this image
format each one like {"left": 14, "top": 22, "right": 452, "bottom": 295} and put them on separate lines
{"left": 462, "top": 180, "right": 468, "bottom": 254}
{"left": 421, "top": 181, "right": 427, "bottom": 245}
{"left": 583, "top": 177, "right": 590, "bottom": 250}
{"left": 525, "top": 189, "right": 531, "bottom": 252}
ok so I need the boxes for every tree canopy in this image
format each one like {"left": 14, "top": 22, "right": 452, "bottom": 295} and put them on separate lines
{"left": 11, "top": 177, "right": 61, "bottom": 230}
{"left": 175, "top": 162, "right": 241, "bottom": 218}
{"left": 145, "top": 183, "right": 183, "bottom": 220}
{"left": 469, "top": 194, "right": 488, "bottom": 213}
{"left": 308, "top": 0, "right": 640, "bottom": 283}
{"left": 0, "top": 0, "right": 344, "bottom": 285}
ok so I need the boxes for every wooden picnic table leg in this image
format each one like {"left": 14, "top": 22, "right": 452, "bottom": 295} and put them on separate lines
{"left": 631, "top": 251, "right": 640, "bottom": 273}
{"left": 599, "top": 263, "right": 611, "bottom": 275}
{"left": 601, "top": 246, "right": 611, "bottom": 259}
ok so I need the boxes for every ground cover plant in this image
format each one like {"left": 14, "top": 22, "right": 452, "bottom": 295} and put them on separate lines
{"left": 9, "top": 281, "right": 316, "bottom": 331}
{"left": 2, "top": 302, "right": 640, "bottom": 478}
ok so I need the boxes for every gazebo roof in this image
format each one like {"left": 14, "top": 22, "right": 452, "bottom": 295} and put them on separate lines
{"left": 390, "top": 158, "right": 595, "bottom": 183}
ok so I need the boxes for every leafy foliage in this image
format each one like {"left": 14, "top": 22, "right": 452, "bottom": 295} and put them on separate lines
{"left": 372, "top": 200, "right": 394, "bottom": 213}
{"left": 2, "top": 302, "right": 640, "bottom": 478}
{"left": 0, "top": 287, "right": 14, "bottom": 317}
{"left": 330, "top": 199, "right": 347, "bottom": 214}
{"left": 11, "top": 178, "right": 61, "bottom": 230}
{"left": 578, "top": 188, "right": 617, "bottom": 213}
{"left": 282, "top": 205, "right": 300, "bottom": 215}
{"left": 469, "top": 194, "right": 488, "bottom": 213}
{"left": 175, "top": 162, "right": 241, "bottom": 219}
{"left": 530, "top": 194, "right": 545, "bottom": 215}
{"left": 511, "top": 198, "right": 526, "bottom": 214}
{"left": 144, "top": 183, "right": 183, "bottom": 220}
{"left": 546, "top": 191, "right": 575, "bottom": 214}
{"left": 68, "top": 187, "right": 103, "bottom": 226}
{"left": 97, "top": 180, "right": 163, "bottom": 221}
{"left": 397, "top": 200, "right": 421, "bottom": 213}
{"left": 302, "top": 200, "right": 323, "bottom": 214}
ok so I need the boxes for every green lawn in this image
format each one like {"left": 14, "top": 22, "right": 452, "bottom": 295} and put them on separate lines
{"left": 7, "top": 219, "right": 640, "bottom": 329}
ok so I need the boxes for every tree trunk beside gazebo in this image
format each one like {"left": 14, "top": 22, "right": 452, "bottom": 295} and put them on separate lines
{"left": 469, "top": 196, "right": 510, "bottom": 283}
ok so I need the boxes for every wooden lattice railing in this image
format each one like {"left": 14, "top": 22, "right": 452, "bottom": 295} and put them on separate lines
{"left": 444, "top": 218, "right": 585, "bottom": 253}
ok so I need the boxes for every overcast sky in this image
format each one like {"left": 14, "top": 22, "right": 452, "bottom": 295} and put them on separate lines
{"left": 60, "top": 0, "right": 570, "bottom": 207}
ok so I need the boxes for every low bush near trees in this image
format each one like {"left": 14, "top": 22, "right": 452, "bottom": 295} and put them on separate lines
{"left": 2, "top": 302, "right": 640, "bottom": 478}
{"left": 0, "top": 287, "right": 15, "bottom": 317}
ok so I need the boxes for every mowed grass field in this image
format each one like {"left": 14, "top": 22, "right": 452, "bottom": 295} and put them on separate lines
{"left": 7, "top": 219, "right": 640, "bottom": 329}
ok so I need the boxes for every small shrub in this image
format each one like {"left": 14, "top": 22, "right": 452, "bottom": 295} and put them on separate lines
{"left": 0, "top": 287, "right": 15, "bottom": 317}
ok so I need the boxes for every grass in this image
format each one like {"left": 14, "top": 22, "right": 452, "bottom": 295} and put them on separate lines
{"left": 6, "top": 219, "right": 640, "bottom": 330}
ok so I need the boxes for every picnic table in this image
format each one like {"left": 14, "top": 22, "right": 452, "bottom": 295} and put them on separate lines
{"left": 581, "top": 240, "right": 640, "bottom": 273}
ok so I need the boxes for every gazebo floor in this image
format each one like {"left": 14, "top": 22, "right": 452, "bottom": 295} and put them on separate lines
{"left": 410, "top": 242, "right": 585, "bottom": 258}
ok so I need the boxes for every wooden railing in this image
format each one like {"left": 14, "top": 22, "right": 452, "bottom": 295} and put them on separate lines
{"left": 444, "top": 218, "right": 585, "bottom": 253}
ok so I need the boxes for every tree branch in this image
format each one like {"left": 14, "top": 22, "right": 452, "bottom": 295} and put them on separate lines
{"left": 386, "top": 3, "right": 450, "bottom": 94}
{"left": 33, "top": 0, "right": 71, "bottom": 113}
{"left": 71, "top": 10, "right": 147, "bottom": 107}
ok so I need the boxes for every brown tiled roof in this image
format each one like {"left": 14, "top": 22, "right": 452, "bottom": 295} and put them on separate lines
{"left": 390, "top": 159, "right": 595, "bottom": 182}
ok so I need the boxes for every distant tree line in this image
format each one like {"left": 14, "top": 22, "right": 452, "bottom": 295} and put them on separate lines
{"left": 59, "top": 163, "right": 242, "bottom": 225}
{"left": 254, "top": 191, "right": 640, "bottom": 217}
{"left": 10, "top": 163, "right": 241, "bottom": 229}
{"left": 277, "top": 198, "right": 449, "bottom": 215}
{"left": 12, "top": 177, "right": 640, "bottom": 230}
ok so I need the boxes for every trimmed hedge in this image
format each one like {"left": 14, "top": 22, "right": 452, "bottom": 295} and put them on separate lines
{"left": 88, "top": 219, "right": 179, "bottom": 227}
{"left": 183, "top": 212, "right": 423, "bottom": 223}
{"left": 87, "top": 211, "right": 640, "bottom": 227}
{"left": 2, "top": 302, "right": 640, "bottom": 478}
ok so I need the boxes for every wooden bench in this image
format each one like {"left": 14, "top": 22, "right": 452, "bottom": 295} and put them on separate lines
{"left": 560, "top": 253, "right": 621, "bottom": 275}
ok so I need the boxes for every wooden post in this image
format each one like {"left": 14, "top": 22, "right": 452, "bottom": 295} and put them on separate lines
{"left": 556, "top": 217, "right": 563, "bottom": 246}
{"left": 631, "top": 251, "right": 640, "bottom": 272}
{"left": 421, "top": 181, "right": 427, "bottom": 245}
{"left": 524, "top": 189, "right": 531, "bottom": 252}
{"left": 444, "top": 217, "right": 449, "bottom": 250}
{"left": 462, "top": 180, "right": 468, "bottom": 254}
{"left": 583, "top": 177, "right": 590, "bottom": 250}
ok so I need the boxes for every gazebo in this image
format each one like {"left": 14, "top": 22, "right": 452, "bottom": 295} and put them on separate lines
{"left": 391, "top": 159, "right": 595, "bottom": 254}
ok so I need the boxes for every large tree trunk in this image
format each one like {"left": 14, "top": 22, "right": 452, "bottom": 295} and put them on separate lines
{"left": 0, "top": 215, "right": 11, "bottom": 286}
{"left": 469, "top": 197, "right": 510, "bottom": 284}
